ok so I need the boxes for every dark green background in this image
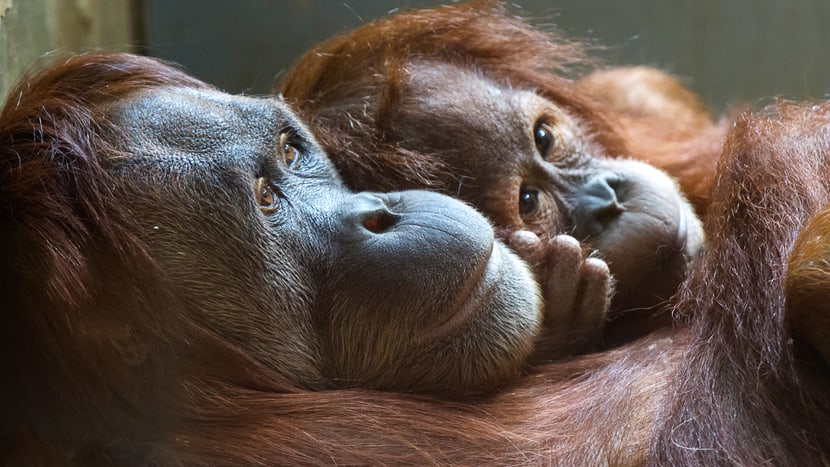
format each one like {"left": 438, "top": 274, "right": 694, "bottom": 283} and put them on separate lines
{"left": 142, "top": 1, "right": 830, "bottom": 112}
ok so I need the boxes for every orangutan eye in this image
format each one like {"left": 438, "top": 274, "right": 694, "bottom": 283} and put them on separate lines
{"left": 254, "top": 177, "right": 279, "bottom": 214}
{"left": 533, "top": 120, "right": 556, "bottom": 158}
{"left": 519, "top": 185, "right": 540, "bottom": 217}
{"left": 279, "top": 131, "right": 301, "bottom": 170}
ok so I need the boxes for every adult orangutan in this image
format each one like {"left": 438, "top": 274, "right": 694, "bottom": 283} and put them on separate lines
{"left": 276, "top": 2, "right": 727, "bottom": 345}
{"left": 2, "top": 53, "right": 830, "bottom": 465}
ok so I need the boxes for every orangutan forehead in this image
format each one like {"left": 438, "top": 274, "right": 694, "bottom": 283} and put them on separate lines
{"left": 402, "top": 61, "right": 506, "bottom": 103}
{"left": 104, "top": 87, "right": 303, "bottom": 159}
{"left": 400, "top": 61, "right": 580, "bottom": 133}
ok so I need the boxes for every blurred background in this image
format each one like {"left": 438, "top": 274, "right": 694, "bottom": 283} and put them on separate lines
{"left": 2, "top": 0, "right": 829, "bottom": 113}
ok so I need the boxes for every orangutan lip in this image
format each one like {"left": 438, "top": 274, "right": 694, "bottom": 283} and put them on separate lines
{"left": 417, "top": 240, "right": 497, "bottom": 343}
{"left": 673, "top": 201, "right": 689, "bottom": 252}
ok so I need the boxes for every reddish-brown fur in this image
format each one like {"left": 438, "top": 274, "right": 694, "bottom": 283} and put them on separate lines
{"left": 650, "top": 102, "right": 830, "bottom": 465}
{"left": 2, "top": 52, "right": 830, "bottom": 467}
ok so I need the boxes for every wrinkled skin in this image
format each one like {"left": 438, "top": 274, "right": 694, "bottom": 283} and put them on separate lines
{"left": 108, "top": 87, "right": 544, "bottom": 394}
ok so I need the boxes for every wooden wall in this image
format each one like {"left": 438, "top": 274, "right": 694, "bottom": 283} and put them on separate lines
{"left": 0, "top": 0, "right": 137, "bottom": 103}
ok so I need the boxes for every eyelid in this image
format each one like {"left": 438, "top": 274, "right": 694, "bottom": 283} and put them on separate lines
{"left": 279, "top": 130, "right": 301, "bottom": 170}
{"left": 254, "top": 176, "right": 279, "bottom": 214}
{"left": 534, "top": 119, "right": 555, "bottom": 157}
{"left": 534, "top": 117, "right": 584, "bottom": 167}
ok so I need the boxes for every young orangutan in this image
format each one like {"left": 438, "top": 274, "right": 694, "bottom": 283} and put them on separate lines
{"left": 276, "top": 2, "right": 725, "bottom": 347}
